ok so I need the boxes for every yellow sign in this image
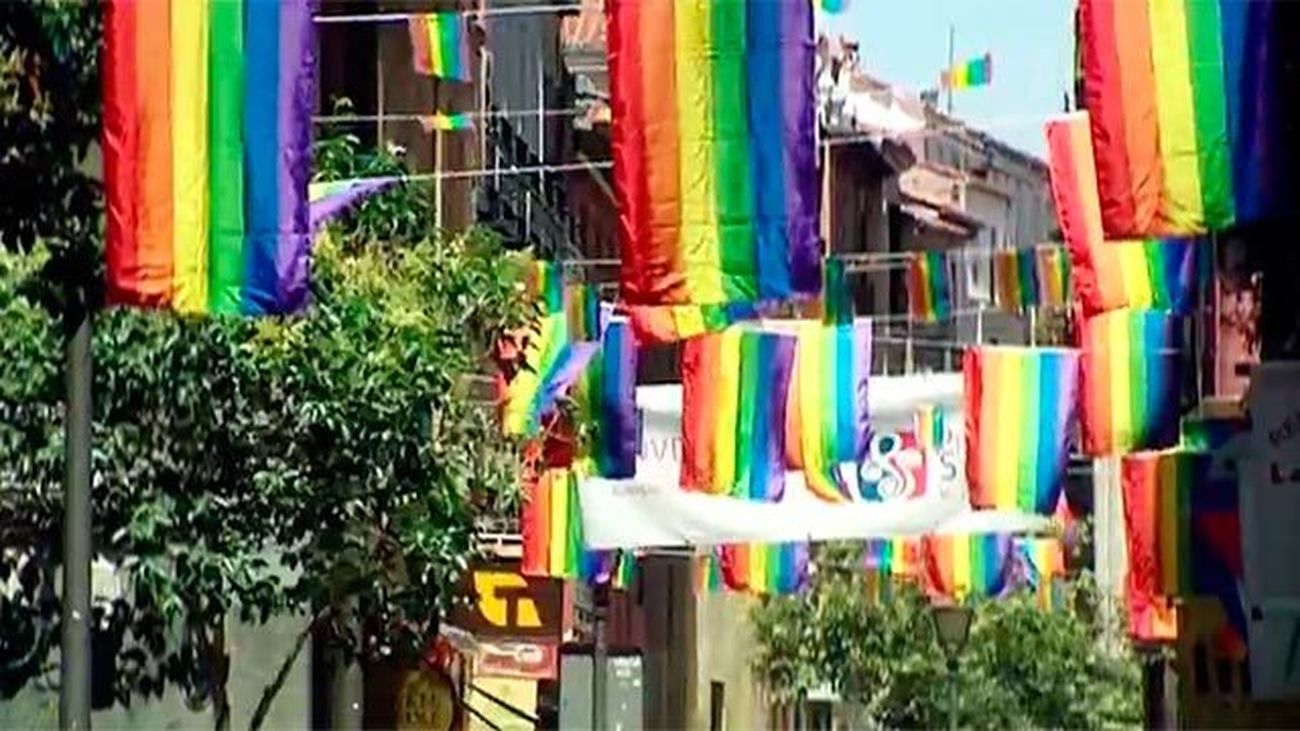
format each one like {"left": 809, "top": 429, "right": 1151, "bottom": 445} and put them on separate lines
{"left": 397, "top": 668, "right": 457, "bottom": 731}
{"left": 474, "top": 571, "right": 542, "bottom": 629}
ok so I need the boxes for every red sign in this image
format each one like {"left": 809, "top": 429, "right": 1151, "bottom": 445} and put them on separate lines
{"left": 476, "top": 640, "right": 559, "bottom": 680}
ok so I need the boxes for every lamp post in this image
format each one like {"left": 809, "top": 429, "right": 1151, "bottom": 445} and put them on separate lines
{"left": 930, "top": 604, "right": 973, "bottom": 731}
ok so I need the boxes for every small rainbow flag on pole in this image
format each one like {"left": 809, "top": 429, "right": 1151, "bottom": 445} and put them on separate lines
{"left": 564, "top": 283, "right": 602, "bottom": 344}
{"left": 1015, "top": 536, "right": 1066, "bottom": 610}
{"left": 573, "top": 317, "right": 638, "bottom": 479}
{"left": 1080, "top": 309, "right": 1184, "bottom": 456}
{"left": 784, "top": 321, "right": 871, "bottom": 502}
{"left": 409, "top": 13, "right": 472, "bottom": 82}
{"left": 419, "top": 112, "right": 474, "bottom": 132}
{"left": 922, "top": 533, "right": 1014, "bottom": 601}
{"left": 963, "top": 347, "right": 1081, "bottom": 515}
{"left": 103, "top": 0, "right": 317, "bottom": 315}
{"left": 822, "top": 257, "right": 853, "bottom": 325}
{"left": 607, "top": 0, "right": 821, "bottom": 308}
{"left": 681, "top": 328, "right": 796, "bottom": 500}
{"left": 941, "top": 53, "right": 992, "bottom": 90}
{"left": 907, "top": 250, "right": 951, "bottom": 323}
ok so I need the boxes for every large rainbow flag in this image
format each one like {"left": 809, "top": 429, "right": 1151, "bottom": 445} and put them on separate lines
{"left": 784, "top": 321, "right": 871, "bottom": 503}
{"left": 606, "top": 0, "right": 821, "bottom": 308}
{"left": 1077, "top": 0, "right": 1300, "bottom": 237}
{"left": 681, "top": 328, "right": 796, "bottom": 500}
{"left": 922, "top": 534, "right": 1015, "bottom": 601}
{"left": 1079, "top": 309, "right": 1184, "bottom": 456}
{"left": 963, "top": 347, "right": 1080, "bottom": 516}
{"left": 1045, "top": 113, "right": 1208, "bottom": 316}
{"left": 103, "top": 0, "right": 317, "bottom": 315}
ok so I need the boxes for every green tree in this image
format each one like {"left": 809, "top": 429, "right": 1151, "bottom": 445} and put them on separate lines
{"left": 1, "top": 4, "right": 533, "bottom": 726}
{"left": 751, "top": 543, "right": 1142, "bottom": 729}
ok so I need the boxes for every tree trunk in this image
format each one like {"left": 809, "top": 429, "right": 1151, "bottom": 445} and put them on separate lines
{"left": 249, "top": 609, "right": 328, "bottom": 731}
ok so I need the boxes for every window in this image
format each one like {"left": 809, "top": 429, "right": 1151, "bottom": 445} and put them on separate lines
{"left": 709, "top": 681, "right": 725, "bottom": 731}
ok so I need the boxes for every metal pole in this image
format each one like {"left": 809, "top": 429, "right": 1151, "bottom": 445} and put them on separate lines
{"left": 947, "top": 656, "right": 959, "bottom": 731}
{"left": 592, "top": 583, "right": 609, "bottom": 731}
{"left": 61, "top": 310, "right": 93, "bottom": 730}
{"left": 945, "top": 25, "right": 955, "bottom": 115}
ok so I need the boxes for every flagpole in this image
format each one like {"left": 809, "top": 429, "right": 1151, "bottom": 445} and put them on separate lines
{"left": 946, "top": 24, "right": 955, "bottom": 115}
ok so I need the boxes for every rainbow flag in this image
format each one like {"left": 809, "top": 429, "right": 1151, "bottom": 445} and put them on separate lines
{"left": 922, "top": 533, "right": 1014, "bottom": 601}
{"left": 992, "top": 248, "right": 1039, "bottom": 313}
{"left": 907, "top": 250, "right": 951, "bottom": 323}
{"left": 409, "top": 13, "right": 472, "bottom": 81}
{"left": 573, "top": 318, "right": 638, "bottom": 479}
{"left": 1015, "top": 536, "right": 1066, "bottom": 610}
{"left": 1080, "top": 309, "right": 1184, "bottom": 456}
{"left": 1124, "top": 449, "right": 1246, "bottom": 655}
{"left": 818, "top": 0, "right": 849, "bottom": 14}
{"left": 696, "top": 550, "right": 726, "bottom": 593}
{"left": 914, "top": 404, "right": 948, "bottom": 452}
{"left": 501, "top": 262, "right": 599, "bottom": 436}
{"left": 625, "top": 302, "right": 763, "bottom": 345}
{"left": 564, "top": 283, "right": 602, "bottom": 344}
{"left": 784, "top": 321, "right": 871, "bottom": 502}
{"left": 1046, "top": 113, "right": 1208, "bottom": 316}
{"left": 1180, "top": 411, "right": 1247, "bottom": 452}
{"left": 822, "top": 257, "right": 852, "bottom": 325}
{"left": 865, "top": 538, "right": 922, "bottom": 578}
{"left": 607, "top": 0, "right": 821, "bottom": 308}
{"left": 419, "top": 112, "right": 474, "bottom": 132}
{"left": 521, "top": 467, "right": 632, "bottom": 587}
{"left": 940, "top": 53, "right": 992, "bottom": 90}
{"left": 103, "top": 0, "right": 317, "bottom": 315}
{"left": 681, "top": 329, "right": 796, "bottom": 500}
{"left": 717, "top": 543, "right": 809, "bottom": 595}
{"left": 309, "top": 177, "right": 402, "bottom": 231}
{"left": 1119, "top": 454, "right": 1179, "bottom": 641}
{"left": 1034, "top": 245, "right": 1072, "bottom": 309}
{"left": 1076, "top": 0, "right": 1300, "bottom": 237}
{"left": 963, "top": 347, "right": 1081, "bottom": 515}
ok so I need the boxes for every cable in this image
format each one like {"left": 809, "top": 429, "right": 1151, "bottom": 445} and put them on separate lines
{"left": 314, "top": 3, "right": 584, "bottom": 24}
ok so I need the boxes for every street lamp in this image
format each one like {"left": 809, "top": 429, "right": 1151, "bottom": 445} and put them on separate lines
{"left": 930, "top": 604, "right": 974, "bottom": 731}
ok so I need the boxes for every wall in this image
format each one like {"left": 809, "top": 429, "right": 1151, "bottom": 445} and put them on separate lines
{"left": 693, "top": 591, "right": 769, "bottom": 730}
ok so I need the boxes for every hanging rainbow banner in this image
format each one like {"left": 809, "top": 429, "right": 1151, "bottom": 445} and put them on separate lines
{"left": 1119, "top": 454, "right": 1178, "bottom": 642}
{"left": 1034, "top": 245, "right": 1072, "bottom": 309}
{"left": 606, "top": 0, "right": 821, "bottom": 308}
{"left": 103, "top": 0, "right": 317, "bottom": 315}
{"left": 573, "top": 318, "right": 638, "bottom": 479}
{"left": 681, "top": 328, "right": 796, "bottom": 500}
{"left": 717, "top": 543, "right": 810, "bottom": 595}
{"left": 409, "top": 13, "right": 472, "bottom": 81}
{"left": 1080, "top": 309, "right": 1184, "bottom": 456}
{"left": 1015, "top": 536, "right": 1066, "bottom": 610}
{"left": 419, "top": 112, "right": 474, "bottom": 132}
{"left": 501, "top": 262, "right": 599, "bottom": 437}
{"left": 922, "top": 533, "right": 1015, "bottom": 601}
{"left": 907, "top": 250, "right": 951, "bottom": 323}
{"left": 521, "top": 468, "right": 635, "bottom": 588}
{"left": 992, "top": 248, "right": 1039, "bottom": 313}
{"left": 784, "top": 321, "right": 871, "bottom": 502}
{"left": 1076, "top": 0, "right": 1299, "bottom": 237}
{"left": 1045, "top": 113, "right": 1208, "bottom": 316}
{"left": 963, "top": 347, "right": 1080, "bottom": 515}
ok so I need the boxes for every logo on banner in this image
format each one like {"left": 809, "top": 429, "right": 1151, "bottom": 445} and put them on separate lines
{"left": 858, "top": 431, "right": 925, "bottom": 501}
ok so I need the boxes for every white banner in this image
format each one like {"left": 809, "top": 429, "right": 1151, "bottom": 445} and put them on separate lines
{"left": 1241, "top": 362, "right": 1300, "bottom": 700}
{"left": 579, "top": 373, "right": 1049, "bottom": 549}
